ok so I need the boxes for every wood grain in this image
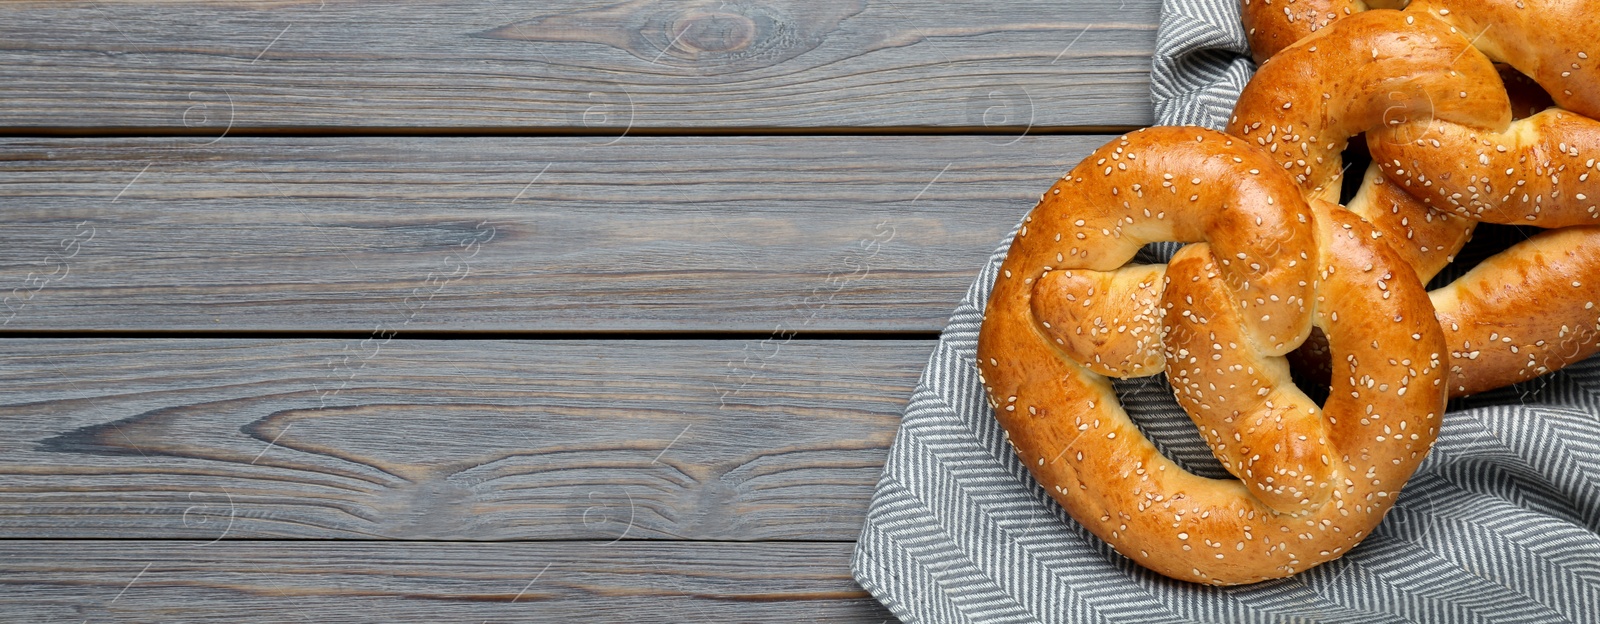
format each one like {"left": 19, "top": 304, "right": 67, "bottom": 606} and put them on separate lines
{"left": 0, "top": 0, "right": 1156, "bottom": 131}
{"left": 0, "top": 135, "right": 1106, "bottom": 332}
{"left": 0, "top": 540, "right": 892, "bottom": 622}
{"left": 0, "top": 338, "right": 925, "bottom": 541}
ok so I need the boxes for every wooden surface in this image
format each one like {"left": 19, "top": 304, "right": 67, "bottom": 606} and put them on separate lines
{"left": 0, "top": 0, "right": 1161, "bottom": 620}
{"left": 0, "top": 0, "right": 1156, "bottom": 131}
{"left": 0, "top": 541, "right": 889, "bottom": 622}
{"left": 0, "top": 339, "right": 921, "bottom": 541}
{"left": 0, "top": 135, "right": 1108, "bottom": 332}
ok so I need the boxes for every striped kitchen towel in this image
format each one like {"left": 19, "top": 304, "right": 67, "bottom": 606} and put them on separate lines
{"left": 850, "top": 0, "right": 1600, "bottom": 622}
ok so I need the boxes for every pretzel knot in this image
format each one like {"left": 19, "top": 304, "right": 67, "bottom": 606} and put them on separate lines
{"left": 1229, "top": 5, "right": 1600, "bottom": 395}
{"left": 976, "top": 127, "right": 1449, "bottom": 585}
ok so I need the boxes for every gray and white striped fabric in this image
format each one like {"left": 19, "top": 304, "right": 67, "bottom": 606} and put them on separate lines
{"left": 850, "top": 0, "right": 1600, "bottom": 621}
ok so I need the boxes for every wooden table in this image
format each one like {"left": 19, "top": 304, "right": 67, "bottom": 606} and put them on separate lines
{"left": 0, "top": 1, "right": 1156, "bottom": 620}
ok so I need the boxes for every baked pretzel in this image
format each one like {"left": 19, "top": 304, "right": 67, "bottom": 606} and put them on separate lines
{"left": 977, "top": 127, "right": 1448, "bottom": 585}
{"left": 975, "top": 0, "right": 1596, "bottom": 586}
{"left": 1228, "top": 7, "right": 1600, "bottom": 395}
{"left": 1241, "top": 0, "right": 1600, "bottom": 121}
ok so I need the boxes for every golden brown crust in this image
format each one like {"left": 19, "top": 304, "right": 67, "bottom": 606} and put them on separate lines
{"left": 1229, "top": 5, "right": 1600, "bottom": 397}
{"left": 1238, "top": 0, "right": 1600, "bottom": 118}
{"left": 1407, "top": 0, "right": 1600, "bottom": 120}
{"left": 1343, "top": 163, "right": 1476, "bottom": 284}
{"left": 1161, "top": 243, "right": 1333, "bottom": 515}
{"left": 1227, "top": 10, "right": 1511, "bottom": 202}
{"left": 977, "top": 128, "right": 1448, "bottom": 585}
{"left": 1032, "top": 264, "right": 1168, "bottom": 378}
{"left": 1368, "top": 109, "right": 1600, "bottom": 227}
{"left": 1239, "top": 0, "right": 1360, "bottom": 63}
{"left": 1432, "top": 225, "right": 1600, "bottom": 395}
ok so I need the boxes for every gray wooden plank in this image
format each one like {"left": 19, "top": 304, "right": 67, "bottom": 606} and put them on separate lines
{"left": 0, "top": 0, "right": 1156, "bottom": 131}
{"left": 0, "top": 135, "right": 1102, "bottom": 332}
{"left": 0, "top": 540, "right": 892, "bottom": 623}
{"left": 0, "top": 338, "right": 924, "bottom": 541}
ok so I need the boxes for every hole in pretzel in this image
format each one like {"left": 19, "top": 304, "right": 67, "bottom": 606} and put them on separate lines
{"left": 1286, "top": 327, "right": 1333, "bottom": 408}
{"left": 1337, "top": 137, "right": 1373, "bottom": 207}
{"left": 1110, "top": 375, "right": 1232, "bottom": 480}
{"left": 1498, "top": 63, "right": 1555, "bottom": 120}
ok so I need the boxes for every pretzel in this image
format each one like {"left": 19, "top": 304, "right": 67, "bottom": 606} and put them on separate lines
{"left": 1241, "top": 0, "right": 1600, "bottom": 121}
{"left": 1227, "top": 7, "right": 1600, "bottom": 395}
{"left": 976, "top": 126, "right": 1448, "bottom": 585}
{"left": 974, "top": 0, "right": 1596, "bottom": 586}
